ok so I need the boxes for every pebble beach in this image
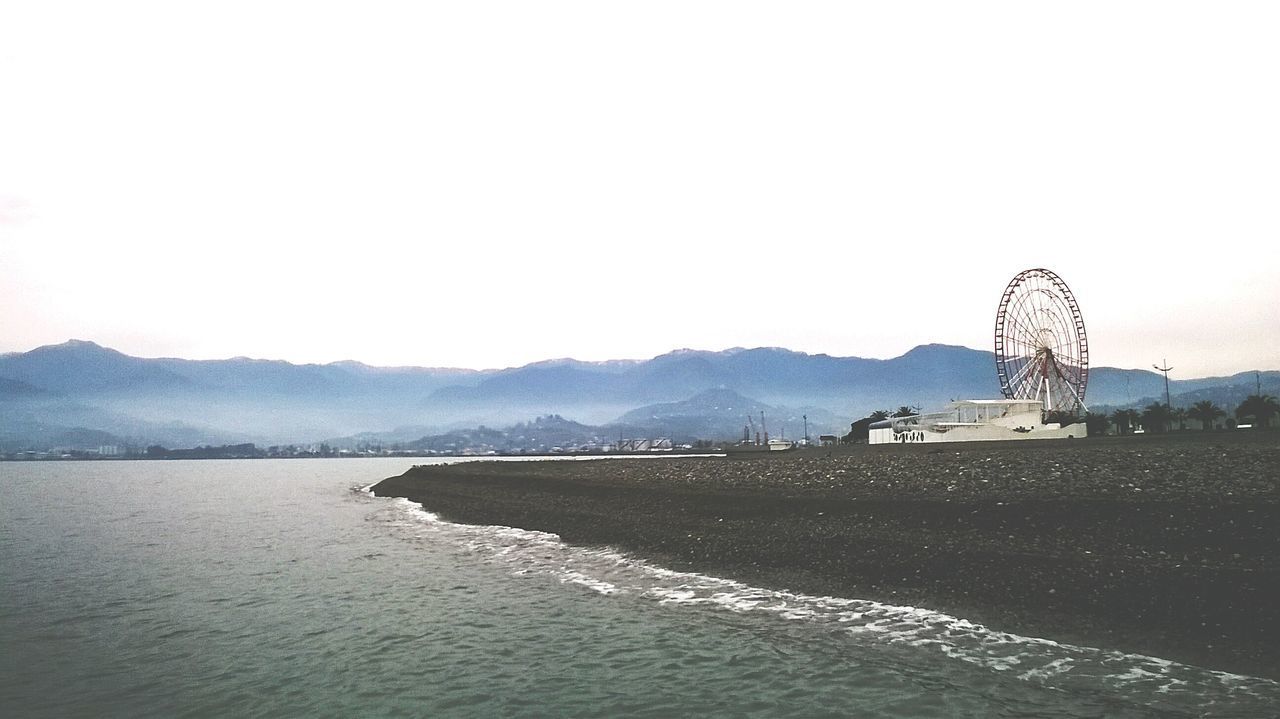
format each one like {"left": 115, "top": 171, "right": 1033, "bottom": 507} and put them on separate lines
{"left": 373, "top": 431, "right": 1280, "bottom": 680}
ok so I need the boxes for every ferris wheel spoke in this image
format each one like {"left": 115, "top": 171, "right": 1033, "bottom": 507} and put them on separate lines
{"left": 1002, "top": 360, "right": 1032, "bottom": 389}
{"left": 1011, "top": 284, "right": 1042, "bottom": 322}
{"left": 1039, "top": 312, "right": 1065, "bottom": 344}
{"left": 1048, "top": 354, "right": 1086, "bottom": 411}
{"left": 1005, "top": 354, "right": 1041, "bottom": 389}
{"left": 1013, "top": 291, "right": 1043, "bottom": 331}
{"left": 1057, "top": 358, "right": 1083, "bottom": 381}
{"left": 1004, "top": 312, "right": 1037, "bottom": 342}
{"left": 1044, "top": 301, "right": 1078, "bottom": 355}
{"left": 1001, "top": 305, "right": 1031, "bottom": 343}
{"left": 1021, "top": 305, "right": 1053, "bottom": 343}
{"left": 1003, "top": 311, "right": 1042, "bottom": 345}
{"left": 1004, "top": 332, "right": 1032, "bottom": 358}
{"left": 1044, "top": 305, "right": 1071, "bottom": 338}
{"left": 1004, "top": 343, "right": 1036, "bottom": 365}
{"left": 1030, "top": 287, "right": 1053, "bottom": 323}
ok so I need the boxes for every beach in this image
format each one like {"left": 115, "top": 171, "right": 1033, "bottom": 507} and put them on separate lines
{"left": 373, "top": 432, "right": 1280, "bottom": 680}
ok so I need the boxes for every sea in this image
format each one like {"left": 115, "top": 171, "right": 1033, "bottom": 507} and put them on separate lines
{"left": 1, "top": 458, "right": 1276, "bottom": 718}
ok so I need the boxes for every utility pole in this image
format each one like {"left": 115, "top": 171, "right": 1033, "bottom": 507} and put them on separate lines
{"left": 1153, "top": 360, "right": 1173, "bottom": 409}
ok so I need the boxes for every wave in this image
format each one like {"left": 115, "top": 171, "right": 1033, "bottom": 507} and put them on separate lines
{"left": 358, "top": 484, "right": 1280, "bottom": 715}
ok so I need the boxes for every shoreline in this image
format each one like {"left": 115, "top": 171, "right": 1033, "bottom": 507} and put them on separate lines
{"left": 372, "top": 432, "right": 1280, "bottom": 680}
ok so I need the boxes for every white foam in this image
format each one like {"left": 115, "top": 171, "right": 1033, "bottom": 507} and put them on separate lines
{"left": 1018, "top": 657, "right": 1075, "bottom": 682}
{"left": 366, "top": 489, "right": 1280, "bottom": 713}
{"left": 557, "top": 570, "right": 620, "bottom": 595}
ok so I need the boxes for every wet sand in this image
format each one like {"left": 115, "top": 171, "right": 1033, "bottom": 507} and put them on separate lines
{"left": 373, "top": 432, "right": 1280, "bottom": 679}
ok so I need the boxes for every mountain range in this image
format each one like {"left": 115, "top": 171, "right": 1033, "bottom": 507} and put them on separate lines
{"left": 1, "top": 339, "right": 1276, "bottom": 452}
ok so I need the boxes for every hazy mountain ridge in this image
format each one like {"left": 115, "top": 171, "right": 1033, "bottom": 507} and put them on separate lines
{"left": 2, "top": 339, "right": 1274, "bottom": 451}
{"left": 421, "top": 343, "right": 1001, "bottom": 415}
{"left": 0, "top": 340, "right": 489, "bottom": 446}
{"left": 612, "top": 388, "right": 842, "bottom": 441}
{"left": 1, "top": 395, "right": 241, "bottom": 452}
{"left": 0, "top": 340, "right": 199, "bottom": 395}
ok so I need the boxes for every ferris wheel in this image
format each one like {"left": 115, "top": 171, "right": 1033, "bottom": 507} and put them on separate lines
{"left": 993, "top": 268, "right": 1089, "bottom": 413}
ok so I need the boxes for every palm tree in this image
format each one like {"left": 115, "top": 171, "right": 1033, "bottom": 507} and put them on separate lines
{"left": 1170, "top": 406, "right": 1188, "bottom": 431}
{"left": 1110, "top": 408, "right": 1141, "bottom": 435}
{"left": 1236, "top": 394, "right": 1280, "bottom": 429}
{"left": 1141, "top": 403, "right": 1171, "bottom": 433}
{"left": 892, "top": 406, "right": 917, "bottom": 418}
{"left": 1046, "top": 410, "right": 1079, "bottom": 426}
{"left": 1085, "top": 411, "right": 1110, "bottom": 436}
{"left": 869, "top": 410, "right": 891, "bottom": 421}
{"left": 1186, "top": 400, "right": 1224, "bottom": 431}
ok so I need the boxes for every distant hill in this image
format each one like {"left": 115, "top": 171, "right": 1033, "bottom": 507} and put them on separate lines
{"left": 405, "top": 415, "right": 612, "bottom": 454}
{"left": 0, "top": 408, "right": 227, "bottom": 453}
{"left": 612, "top": 388, "right": 842, "bottom": 442}
{"left": 0, "top": 340, "right": 196, "bottom": 395}
{"left": 401, "top": 390, "right": 840, "bottom": 452}
{"left": 2, "top": 339, "right": 1275, "bottom": 451}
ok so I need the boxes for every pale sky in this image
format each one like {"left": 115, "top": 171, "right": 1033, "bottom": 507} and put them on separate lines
{"left": 2, "top": 2, "right": 1277, "bottom": 378}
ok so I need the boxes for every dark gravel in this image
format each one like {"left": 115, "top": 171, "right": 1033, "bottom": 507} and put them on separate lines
{"left": 373, "top": 431, "right": 1280, "bottom": 679}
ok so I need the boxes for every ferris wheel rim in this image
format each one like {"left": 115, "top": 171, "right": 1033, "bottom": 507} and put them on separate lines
{"left": 993, "top": 268, "right": 1089, "bottom": 412}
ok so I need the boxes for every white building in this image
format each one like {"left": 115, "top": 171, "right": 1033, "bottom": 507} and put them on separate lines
{"left": 868, "top": 399, "right": 1086, "bottom": 444}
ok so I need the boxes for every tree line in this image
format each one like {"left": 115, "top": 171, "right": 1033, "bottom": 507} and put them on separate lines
{"left": 1090, "top": 394, "right": 1280, "bottom": 435}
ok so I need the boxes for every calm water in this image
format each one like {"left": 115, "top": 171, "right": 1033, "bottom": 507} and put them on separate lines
{"left": 1, "top": 459, "right": 1276, "bottom": 718}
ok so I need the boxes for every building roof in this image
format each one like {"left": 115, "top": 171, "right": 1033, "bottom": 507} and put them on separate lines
{"left": 952, "top": 398, "right": 1040, "bottom": 406}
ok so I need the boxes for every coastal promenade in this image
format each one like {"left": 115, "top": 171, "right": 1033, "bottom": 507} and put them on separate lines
{"left": 373, "top": 432, "right": 1280, "bottom": 680}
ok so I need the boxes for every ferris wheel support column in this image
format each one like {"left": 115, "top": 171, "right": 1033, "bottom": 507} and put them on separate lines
{"left": 1041, "top": 356, "right": 1053, "bottom": 411}
{"left": 1064, "top": 383, "right": 1089, "bottom": 414}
